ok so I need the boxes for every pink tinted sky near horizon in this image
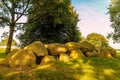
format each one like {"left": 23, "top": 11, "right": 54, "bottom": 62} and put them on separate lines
{"left": 72, "top": 0, "right": 120, "bottom": 49}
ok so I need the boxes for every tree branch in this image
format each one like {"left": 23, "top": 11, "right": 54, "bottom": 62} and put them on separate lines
{"left": 1, "top": 0, "right": 11, "bottom": 12}
{"left": 16, "top": 22, "right": 28, "bottom": 24}
{"left": 0, "top": 17, "right": 11, "bottom": 25}
{"left": 14, "top": 12, "right": 28, "bottom": 15}
{"left": 14, "top": 0, "right": 30, "bottom": 23}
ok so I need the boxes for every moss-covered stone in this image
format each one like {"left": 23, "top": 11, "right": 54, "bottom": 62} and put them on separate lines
{"left": 70, "top": 50, "right": 84, "bottom": 59}
{"left": 40, "top": 56, "right": 56, "bottom": 64}
{"left": 59, "top": 53, "right": 70, "bottom": 62}
{"left": 98, "top": 46, "right": 116, "bottom": 58}
{"left": 24, "top": 41, "right": 48, "bottom": 56}
{"left": 86, "top": 51, "right": 98, "bottom": 57}
{"left": 4, "top": 49, "right": 36, "bottom": 67}
{"left": 4, "top": 49, "right": 19, "bottom": 65}
{"left": 65, "top": 42, "right": 80, "bottom": 51}
{"left": 79, "top": 41, "right": 96, "bottom": 54}
{"left": 47, "top": 43, "right": 67, "bottom": 56}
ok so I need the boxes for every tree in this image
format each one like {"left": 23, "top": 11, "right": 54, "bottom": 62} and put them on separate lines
{"left": 108, "top": 0, "right": 120, "bottom": 43}
{"left": 0, "top": 38, "right": 18, "bottom": 46}
{"left": 19, "top": 0, "right": 81, "bottom": 47}
{"left": 86, "top": 33, "right": 108, "bottom": 47}
{"left": 0, "top": 0, "right": 31, "bottom": 53}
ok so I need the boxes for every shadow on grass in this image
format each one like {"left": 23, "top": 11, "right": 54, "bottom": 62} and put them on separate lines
{"left": 0, "top": 52, "right": 120, "bottom": 80}
{"left": 83, "top": 56, "right": 120, "bottom": 80}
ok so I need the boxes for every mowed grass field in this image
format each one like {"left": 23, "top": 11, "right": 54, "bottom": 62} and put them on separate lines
{"left": 0, "top": 48, "right": 120, "bottom": 80}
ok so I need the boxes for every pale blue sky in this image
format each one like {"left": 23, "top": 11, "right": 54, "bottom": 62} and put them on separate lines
{"left": 71, "top": 0, "right": 120, "bottom": 48}
{"left": 71, "top": 0, "right": 111, "bottom": 36}
{"left": 72, "top": 0, "right": 109, "bottom": 12}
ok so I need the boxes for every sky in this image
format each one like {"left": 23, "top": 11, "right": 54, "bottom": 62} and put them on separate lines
{"left": 71, "top": 0, "right": 120, "bottom": 49}
{"left": 71, "top": 0, "right": 111, "bottom": 36}
{"left": 0, "top": 0, "right": 120, "bottom": 49}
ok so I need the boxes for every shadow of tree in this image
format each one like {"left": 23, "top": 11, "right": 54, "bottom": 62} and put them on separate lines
{"left": 0, "top": 55, "right": 120, "bottom": 80}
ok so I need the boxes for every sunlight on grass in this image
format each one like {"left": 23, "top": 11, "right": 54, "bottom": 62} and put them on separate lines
{"left": 5, "top": 71, "right": 20, "bottom": 77}
{"left": 79, "top": 61, "right": 96, "bottom": 80}
{"left": 103, "top": 69, "right": 115, "bottom": 76}
{"left": 33, "top": 63, "right": 53, "bottom": 71}
{"left": 80, "top": 74, "right": 97, "bottom": 80}
{"left": 0, "top": 49, "right": 120, "bottom": 80}
{"left": 0, "top": 48, "right": 7, "bottom": 63}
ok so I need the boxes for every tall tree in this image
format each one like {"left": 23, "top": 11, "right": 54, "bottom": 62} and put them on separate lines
{"left": 108, "top": 0, "right": 120, "bottom": 43}
{"left": 86, "top": 33, "right": 108, "bottom": 47}
{"left": 19, "top": 0, "right": 81, "bottom": 47}
{"left": 0, "top": 0, "right": 31, "bottom": 53}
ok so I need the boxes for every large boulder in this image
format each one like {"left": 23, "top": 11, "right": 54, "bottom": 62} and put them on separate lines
{"left": 79, "top": 41, "right": 96, "bottom": 55}
{"left": 46, "top": 43, "right": 67, "bottom": 56}
{"left": 86, "top": 51, "right": 98, "bottom": 57}
{"left": 24, "top": 41, "right": 48, "bottom": 56}
{"left": 98, "top": 46, "right": 116, "bottom": 58}
{"left": 65, "top": 42, "right": 80, "bottom": 51}
{"left": 70, "top": 50, "right": 84, "bottom": 59}
{"left": 59, "top": 53, "right": 70, "bottom": 62}
{"left": 40, "top": 56, "right": 56, "bottom": 64}
{"left": 4, "top": 49, "right": 36, "bottom": 67}
{"left": 4, "top": 49, "right": 19, "bottom": 64}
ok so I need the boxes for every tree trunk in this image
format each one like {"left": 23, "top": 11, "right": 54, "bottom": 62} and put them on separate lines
{"left": 5, "top": 26, "right": 14, "bottom": 53}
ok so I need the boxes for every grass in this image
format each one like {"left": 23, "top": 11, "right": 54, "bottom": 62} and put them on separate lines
{"left": 0, "top": 48, "right": 7, "bottom": 63}
{"left": 0, "top": 48, "right": 120, "bottom": 80}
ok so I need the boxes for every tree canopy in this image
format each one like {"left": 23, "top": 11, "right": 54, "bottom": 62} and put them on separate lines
{"left": 86, "top": 33, "right": 108, "bottom": 47}
{"left": 108, "top": 0, "right": 120, "bottom": 43}
{"left": 0, "top": 0, "right": 31, "bottom": 53}
{"left": 19, "top": 0, "right": 81, "bottom": 47}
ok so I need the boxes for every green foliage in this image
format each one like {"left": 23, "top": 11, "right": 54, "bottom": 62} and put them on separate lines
{"left": 108, "top": 0, "right": 120, "bottom": 43}
{"left": 19, "top": 0, "right": 81, "bottom": 47}
{"left": 0, "top": 38, "right": 18, "bottom": 46}
{"left": 86, "top": 33, "right": 108, "bottom": 47}
{"left": 0, "top": 0, "right": 31, "bottom": 53}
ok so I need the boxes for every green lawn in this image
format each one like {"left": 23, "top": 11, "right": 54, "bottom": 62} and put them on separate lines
{"left": 0, "top": 48, "right": 120, "bottom": 80}
{"left": 0, "top": 48, "right": 7, "bottom": 63}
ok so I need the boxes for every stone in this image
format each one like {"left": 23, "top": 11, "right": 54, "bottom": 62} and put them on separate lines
{"left": 24, "top": 41, "right": 48, "bottom": 56}
{"left": 47, "top": 43, "right": 67, "bottom": 56}
{"left": 5, "top": 49, "right": 36, "bottom": 67}
{"left": 70, "top": 50, "right": 84, "bottom": 59}
{"left": 59, "top": 53, "right": 70, "bottom": 62}
{"left": 40, "top": 55, "right": 56, "bottom": 64}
